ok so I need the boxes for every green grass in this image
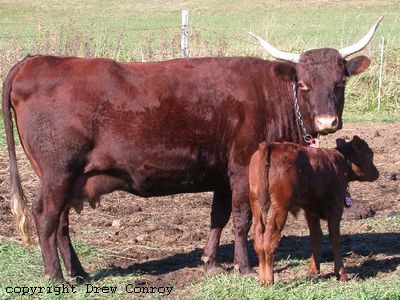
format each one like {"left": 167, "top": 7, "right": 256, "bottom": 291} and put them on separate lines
{"left": 0, "top": 239, "right": 143, "bottom": 300}
{"left": 188, "top": 273, "right": 400, "bottom": 300}
{"left": 343, "top": 112, "right": 400, "bottom": 123}
{"left": 346, "top": 215, "right": 400, "bottom": 233}
{"left": 1, "top": 214, "right": 399, "bottom": 299}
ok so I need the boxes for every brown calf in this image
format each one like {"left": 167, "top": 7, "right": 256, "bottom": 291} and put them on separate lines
{"left": 249, "top": 136, "right": 379, "bottom": 285}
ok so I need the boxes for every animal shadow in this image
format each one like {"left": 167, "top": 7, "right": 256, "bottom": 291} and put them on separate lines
{"left": 91, "top": 232, "right": 400, "bottom": 282}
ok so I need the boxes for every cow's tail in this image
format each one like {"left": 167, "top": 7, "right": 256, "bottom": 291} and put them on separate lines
{"left": 2, "top": 68, "right": 33, "bottom": 245}
{"left": 259, "top": 143, "right": 272, "bottom": 228}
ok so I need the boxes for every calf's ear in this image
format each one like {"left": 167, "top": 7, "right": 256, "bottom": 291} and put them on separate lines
{"left": 336, "top": 138, "right": 347, "bottom": 148}
{"left": 351, "top": 135, "right": 362, "bottom": 151}
{"left": 273, "top": 62, "right": 296, "bottom": 81}
{"left": 346, "top": 56, "right": 371, "bottom": 76}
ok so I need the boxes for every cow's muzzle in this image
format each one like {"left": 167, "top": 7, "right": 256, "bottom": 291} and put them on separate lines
{"left": 315, "top": 114, "right": 339, "bottom": 134}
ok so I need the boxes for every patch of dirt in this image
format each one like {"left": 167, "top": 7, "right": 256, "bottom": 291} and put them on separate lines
{"left": 0, "top": 123, "right": 399, "bottom": 291}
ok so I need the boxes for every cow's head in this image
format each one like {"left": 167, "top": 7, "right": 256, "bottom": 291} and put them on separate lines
{"left": 250, "top": 17, "right": 383, "bottom": 137}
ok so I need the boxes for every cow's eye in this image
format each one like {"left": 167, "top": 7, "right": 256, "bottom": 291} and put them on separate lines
{"left": 298, "top": 81, "right": 310, "bottom": 91}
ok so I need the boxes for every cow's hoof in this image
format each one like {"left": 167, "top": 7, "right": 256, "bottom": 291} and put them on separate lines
{"left": 236, "top": 265, "right": 257, "bottom": 277}
{"left": 204, "top": 263, "right": 225, "bottom": 275}
{"left": 44, "top": 272, "right": 66, "bottom": 284}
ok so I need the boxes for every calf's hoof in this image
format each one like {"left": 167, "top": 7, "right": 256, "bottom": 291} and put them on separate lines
{"left": 308, "top": 270, "right": 321, "bottom": 278}
{"left": 260, "top": 279, "right": 273, "bottom": 287}
{"left": 338, "top": 272, "right": 349, "bottom": 282}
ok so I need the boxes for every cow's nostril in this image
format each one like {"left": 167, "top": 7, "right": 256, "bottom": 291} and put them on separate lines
{"left": 315, "top": 114, "right": 339, "bottom": 133}
{"left": 332, "top": 116, "right": 339, "bottom": 127}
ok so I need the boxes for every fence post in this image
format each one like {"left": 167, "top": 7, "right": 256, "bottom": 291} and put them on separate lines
{"left": 181, "top": 10, "right": 189, "bottom": 58}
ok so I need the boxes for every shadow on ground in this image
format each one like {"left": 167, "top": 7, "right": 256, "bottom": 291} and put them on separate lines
{"left": 91, "top": 232, "right": 400, "bottom": 281}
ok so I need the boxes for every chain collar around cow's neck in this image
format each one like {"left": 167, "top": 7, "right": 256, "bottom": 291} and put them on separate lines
{"left": 291, "top": 81, "right": 314, "bottom": 144}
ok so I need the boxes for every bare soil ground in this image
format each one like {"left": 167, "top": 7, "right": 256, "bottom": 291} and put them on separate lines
{"left": 0, "top": 123, "right": 399, "bottom": 289}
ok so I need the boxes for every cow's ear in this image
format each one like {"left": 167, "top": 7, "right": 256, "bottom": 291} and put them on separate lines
{"left": 273, "top": 62, "right": 296, "bottom": 81}
{"left": 346, "top": 56, "right": 371, "bottom": 76}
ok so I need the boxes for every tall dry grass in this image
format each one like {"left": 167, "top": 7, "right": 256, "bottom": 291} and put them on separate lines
{"left": 0, "top": 21, "right": 398, "bottom": 115}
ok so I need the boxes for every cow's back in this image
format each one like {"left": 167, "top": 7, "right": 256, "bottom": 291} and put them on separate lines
{"left": 9, "top": 55, "right": 284, "bottom": 200}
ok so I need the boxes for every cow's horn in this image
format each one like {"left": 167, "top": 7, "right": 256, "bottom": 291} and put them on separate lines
{"left": 339, "top": 16, "right": 384, "bottom": 58}
{"left": 249, "top": 32, "right": 300, "bottom": 63}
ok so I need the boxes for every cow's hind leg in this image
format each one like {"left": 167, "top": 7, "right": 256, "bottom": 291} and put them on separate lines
{"left": 57, "top": 207, "right": 89, "bottom": 282}
{"left": 231, "top": 176, "right": 255, "bottom": 275}
{"left": 32, "top": 175, "right": 71, "bottom": 282}
{"left": 202, "top": 190, "right": 232, "bottom": 274}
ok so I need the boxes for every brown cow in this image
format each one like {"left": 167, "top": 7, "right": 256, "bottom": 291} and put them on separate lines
{"left": 2, "top": 18, "right": 382, "bottom": 282}
{"left": 249, "top": 136, "right": 379, "bottom": 285}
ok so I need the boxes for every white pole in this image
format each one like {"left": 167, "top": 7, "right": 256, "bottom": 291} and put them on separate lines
{"left": 377, "top": 36, "right": 384, "bottom": 113}
{"left": 181, "top": 10, "right": 189, "bottom": 58}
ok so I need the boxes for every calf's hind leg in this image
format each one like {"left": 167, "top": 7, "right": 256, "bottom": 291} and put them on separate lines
{"left": 57, "top": 207, "right": 89, "bottom": 281}
{"left": 258, "top": 206, "right": 288, "bottom": 285}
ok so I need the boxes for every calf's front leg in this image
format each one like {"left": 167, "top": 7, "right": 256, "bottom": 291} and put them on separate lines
{"left": 328, "top": 213, "right": 348, "bottom": 281}
{"left": 305, "top": 212, "right": 323, "bottom": 277}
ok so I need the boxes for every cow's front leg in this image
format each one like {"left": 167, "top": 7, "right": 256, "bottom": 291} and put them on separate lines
{"left": 202, "top": 189, "right": 232, "bottom": 274}
{"left": 328, "top": 212, "right": 348, "bottom": 281}
{"left": 57, "top": 206, "right": 89, "bottom": 282}
{"left": 231, "top": 175, "right": 254, "bottom": 275}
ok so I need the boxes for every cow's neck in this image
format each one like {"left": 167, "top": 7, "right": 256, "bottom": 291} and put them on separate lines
{"left": 263, "top": 81, "right": 305, "bottom": 144}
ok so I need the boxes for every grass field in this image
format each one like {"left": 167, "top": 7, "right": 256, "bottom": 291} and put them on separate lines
{"left": 0, "top": 1, "right": 399, "bottom": 299}
{"left": 1, "top": 213, "right": 399, "bottom": 299}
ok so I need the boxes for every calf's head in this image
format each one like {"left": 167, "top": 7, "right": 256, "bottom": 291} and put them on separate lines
{"left": 250, "top": 17, "right": 383, "bottom": 137}
{"left": 336, "top": 135, "right": 379, "bottom": 182}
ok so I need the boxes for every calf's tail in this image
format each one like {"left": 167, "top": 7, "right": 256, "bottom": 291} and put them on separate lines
{"left": 2, "top": 69, "right": 33, "bottom": 245}
{"left": 260, "top": 143, "right": 272, "bottom": 227}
